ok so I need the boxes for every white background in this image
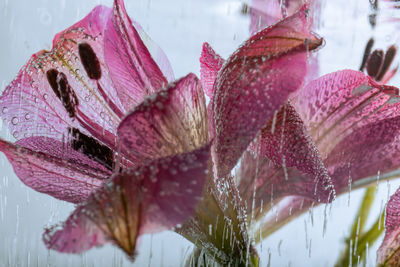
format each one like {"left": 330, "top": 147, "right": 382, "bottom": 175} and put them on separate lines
{"left": 1, "top": 0, "right": 400, "bottom": 266}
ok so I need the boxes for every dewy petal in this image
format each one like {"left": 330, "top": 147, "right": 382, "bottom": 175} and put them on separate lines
{"left": 44, "top": 144, "right": 210, "bottom": 257}
{"left": 294, "top": 70, "right": 400, "bottom": 192}
{"left": 117, "top": 73, "right": 208, "bottom": 164}
{"left": 212, "top": 5, "right": 322, "bottom": 178}
{"left": 378, "top": 188, "right": 400, "bottom": 266}
{"left": 200, "top": 42, "right": 224, "bottom": 98}
{"left": 0, "top": 5, "right": 122, "bottom": 150}
{"left": 0, "top": 137, "right": 110, "bottom": 203}
{"left": 104, "top": 0, "right": 169, "bottom": 111}
{"left": 236, "top": 104, "right": 334, "bottom": 216}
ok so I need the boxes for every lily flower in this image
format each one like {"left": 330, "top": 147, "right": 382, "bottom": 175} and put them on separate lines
{"left": 0, "top": 0, "right": 340, "bottom": 265}
{"left": 0, "top": 0, "right": 210, "bottom": 258}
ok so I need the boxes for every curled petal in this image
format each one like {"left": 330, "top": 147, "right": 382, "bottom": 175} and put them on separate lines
{"left": 212, "top": 5, "right": 322, "bottom": 177}
{"left": 378, "top": 188, "right": 400, "bottom": 266}
{"left": 0, "top": 137, "right": 110, "bottom": 203}
{"left": 237, "top": 104, "right": 334, "bottom": 217}
{"left": 294, "top": 70, "right": 400, "bottom": 191}
{"left": 104, "top": 0, "right": 168, "bottom": 111}
{"left": 118, "top": 73, "right": 208, "bottom": 164}
{"left": 44, "top": 144, "right": 210, "bottom": 256}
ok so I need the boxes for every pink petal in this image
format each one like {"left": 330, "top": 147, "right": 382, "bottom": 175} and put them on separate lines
{"left": 294, "top": 70, "right": 400, "bottom": 191}
{"left": 237, "top": 104, "right": 334, "bottom": 212}
{"left": 117, "top": 73, "right": 208, "bottom": 164}
{"left": 0, "top": 5, "right": 121, "bottom": 150}
{"left": 0, "top": 136, "right": 110, "bottom": 203}
{"left": 212, "top": 5, "right": 322, "bottom": 178}
{"left": 378, "top": 188, "right": 400, "bottom": 265}
{"left": 44, "top": 144, "right": 210, "bottom": 256}
{"left": 199, "top": 42, "right": 224, "bottom": 98}
{"left": 132, "top": 21, "right": 175, "bottom": 83}
{"left": 43, "top": 206, "right": 107, "bottom": 253}
{"left": 104, "top": 0, "right": 168, "bottom": 111}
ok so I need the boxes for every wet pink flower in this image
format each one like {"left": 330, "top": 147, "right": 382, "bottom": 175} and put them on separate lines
{"left": 0, "top": 0, "right": 210, "bottom": 258}
{"left": 0, "top": 0, "right": 347, "bottom": 264}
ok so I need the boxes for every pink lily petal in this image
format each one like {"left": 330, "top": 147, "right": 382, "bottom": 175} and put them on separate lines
{"left": 294, "top": 70, "right": 400, "bottom": 191}
{"left": 104, "top": 0, "right": 169, "bottom": 111}
{"left": 378, "top": 188, "right": 400, "bottom": 265}
{"left": 237, "top": 104, "right": 334, "bottom": 213}
{"left": 212, "top": 5, "right": 323, "bottom": 178}
{"left": 44, "top": 144, "right": 210, "bottom": 257}
{"left": 43, "top": 206, "right": 107, "bottom": 253}
{"left": 0, "top": 5, "right": 122, "bottom": 151}
{"left": 0, "top": 136, "right": 110, "bottom": 203}
{"left": 199, "top": 42, "right": 225, "bottom": 141}
{"left": 117, "top": 73, "right": 208, "bottom": 164}
{"left": 199, "top": 42, "right": 224, "bottom": 98}
{"left": 132, "top": 21, "right": 175, "bottom": 83}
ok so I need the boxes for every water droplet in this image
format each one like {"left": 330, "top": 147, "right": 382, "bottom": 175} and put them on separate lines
{"left": 2, "top": 107, "right": 7, "bottom": 114}
{"left": 11, "top": 117, "right": 19, "bottom": 125}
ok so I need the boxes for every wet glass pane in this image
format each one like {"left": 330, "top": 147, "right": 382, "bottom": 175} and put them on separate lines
{"left": 1, "top": 0, "right": 400, "bottom": 266}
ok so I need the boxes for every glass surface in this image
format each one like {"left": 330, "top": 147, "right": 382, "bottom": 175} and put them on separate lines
{"left": 1, "top": 0, "right": 400, "bottom": 266}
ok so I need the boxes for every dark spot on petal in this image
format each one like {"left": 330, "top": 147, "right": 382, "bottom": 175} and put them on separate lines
{"left": 46, "top": 69, "right": 60, "bottom": 97}
{"left": 68, "top": 127, "right": 113, "bottom": 170}
{"left": 366, "top": 49, "right": 384, "bottom": 78}
{"left": 79, "top": 43, "right": 101, "bottom": 80}
{"left": 47, "top": 69, "right": 79, "bottom": 118}
{"left": 376, "top": 45, "right": 397, "bottom": 81}
{"left": 359, "top": 38, "right": 374, "bottom": 71}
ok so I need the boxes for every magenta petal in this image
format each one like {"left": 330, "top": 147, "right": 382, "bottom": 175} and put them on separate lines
{"left": 0, "top": 5, "right": 121, "bottom": 149}
{"left": 237, "top": 104, "right": 334, "bottom": 211}
{"left": 378, "top": 188, "right": 400, "bottom": 265}
{"left": 212, "top": 5, "right": 322, "bottom": 178}
{"left": 199, "top": 42, "right": 224, "bottom": 98}
{"left": 0, "top": 137, "right": 110, "bottom": 203}
{"left": 294, "top": 70, "right": 400, "bottom": 191}
{"left": 104, "top": 0, "right": 168, "bottom": 111}
{"left": 43, "top": 206, "right": 107, "bottom": 253}
{"left": 44, "top": 144, "right": 210, "bottom": 256}
{"left": 117, "top": 73, "right": 208, "bottom": 164}
{"left": 132, "top": 21, "right": 175, "bottom": 83}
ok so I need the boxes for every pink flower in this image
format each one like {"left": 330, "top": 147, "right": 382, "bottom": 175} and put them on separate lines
{"left": 0, "top": 0, "right": 210, "bottom": 258}
{"left": 0, "top": 0, "right": 345, "bottom": 264}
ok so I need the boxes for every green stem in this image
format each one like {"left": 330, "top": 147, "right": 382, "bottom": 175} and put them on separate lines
{"left": 335, "top": 186, "right": 385, "bottom": 267}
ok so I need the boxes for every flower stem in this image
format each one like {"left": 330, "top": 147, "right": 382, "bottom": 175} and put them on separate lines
{"left": 335, "top": 185, "right": 385, "bottom": 267}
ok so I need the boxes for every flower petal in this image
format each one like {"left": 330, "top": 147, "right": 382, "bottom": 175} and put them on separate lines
{"left": 104, "top": 0, "right": 168, "bottom": 111}
{"left": 378, "top": 188, "right": 400, "bottom": 266}
{"left": 117, "top": 73, "right": 208, "bottom": 164}
{"left": 44, "top": 144, "right": 210, "bottom": 256}
{"left": 236, "top": 104, "right": 334, "bottom": 217}
{"left": 212, "top": 5, "right": 322, "bottom": 177}
{"left": 0, "top": 136, "right": 110, "bottom": 203}
{"left": 199, "top": 42, "right": 224, "bottom": 98}
{"left": 0, "top": 5, "right": 121, "bottom": 150}
{"left": 132, "top": 21, "right": 175, "bottom": 83}
{"left": 294, "top": 70, "right": 400, "bottom": 192}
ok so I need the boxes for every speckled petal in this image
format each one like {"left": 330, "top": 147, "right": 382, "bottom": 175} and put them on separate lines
{"left": 212, "top": 5, "right": 322, "bottom": 178}
{"left": 117, "top": 73, "right": 208, "bottom": 164}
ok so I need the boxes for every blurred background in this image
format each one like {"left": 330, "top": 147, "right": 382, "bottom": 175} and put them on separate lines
{"left": 1, "top": 0, "right": 400, "bottom": 266}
